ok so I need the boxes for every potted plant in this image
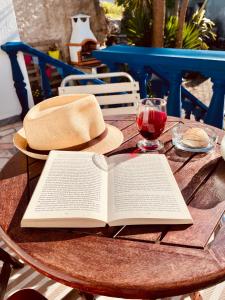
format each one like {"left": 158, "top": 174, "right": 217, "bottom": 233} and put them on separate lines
{"left": 48, "top": 43, "right": 60, "bottom": 60}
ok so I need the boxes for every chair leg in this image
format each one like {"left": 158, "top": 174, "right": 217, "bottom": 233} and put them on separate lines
{"left": 190, "top": 291, "right": 203, "bottom": 300}
{"left": 0, "top": 248, "right": 24, "bottom": 269}
{"left": 7, "top": 289, "right": 47, "bottom": 300}
{"left": 0, "top": 262, "right": 12, "bottom": 300}
{"left": 78, "top": 291, "right": 95, "bottom": 300}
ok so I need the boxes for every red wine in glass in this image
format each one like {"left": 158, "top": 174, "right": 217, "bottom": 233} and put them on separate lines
{"left": 136, "top": 98, "right": 167, "bottom": 151}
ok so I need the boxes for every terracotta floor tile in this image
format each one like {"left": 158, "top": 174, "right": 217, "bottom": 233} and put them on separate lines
{"left": 0, "top": 121, "right": 22, "bottom": 132}
{"left": 0, "top": 143, "right": 14, "bottom": 150}
{"left": 0, "top": 158, "right": 9, "bottom": 171}
{"left": 0, "top": 134, "right": 13, "bottom": 143}
{"left": 0, "top": 149, "right": 13, "bottom": 158}
{"left": 0, "top": 128, "right": 15, "bottom": 137}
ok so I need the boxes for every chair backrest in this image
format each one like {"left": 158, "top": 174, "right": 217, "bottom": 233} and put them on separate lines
{"left": 58, "top": 72, "right": 140, "bottom": 115}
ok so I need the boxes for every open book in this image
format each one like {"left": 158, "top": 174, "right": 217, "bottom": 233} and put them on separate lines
{"left": 21, "top": 151, "right": 193, "bottom": 228}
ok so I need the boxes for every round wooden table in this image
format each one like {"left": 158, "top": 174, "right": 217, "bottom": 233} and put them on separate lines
{"left": 0, "top": 116, "right": 225, "bottom": 299}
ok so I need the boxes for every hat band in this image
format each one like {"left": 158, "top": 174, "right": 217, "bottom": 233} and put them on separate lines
{"left": 26, "top": 128, "right": 108, "bottom": 155}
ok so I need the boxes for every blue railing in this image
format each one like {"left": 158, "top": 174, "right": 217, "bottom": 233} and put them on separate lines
{"left": 94, "top": 45, "right": 225, "bottom": 129}
{"left": 2, "top": 42, "right": 225, "bottom": 128}
{"left": 1, "top": 42, "right": 102, "bottom": 119}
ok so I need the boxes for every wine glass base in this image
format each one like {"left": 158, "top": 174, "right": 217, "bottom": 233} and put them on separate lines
{"left": 137, "top": 139, "right": 164, "bottom": 152}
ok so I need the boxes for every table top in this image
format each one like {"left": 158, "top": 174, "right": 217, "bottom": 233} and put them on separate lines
{"left": 0, "top": 115, "right": 225, "bottom": 299}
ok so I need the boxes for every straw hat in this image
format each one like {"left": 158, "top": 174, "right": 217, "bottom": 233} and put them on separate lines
{"left": 13, "top": 94, "right": 123, "bottom": 160}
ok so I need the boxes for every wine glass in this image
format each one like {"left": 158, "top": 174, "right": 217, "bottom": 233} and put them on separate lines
{"left": 136, "top": 98, "right": 167, "bottom": 151}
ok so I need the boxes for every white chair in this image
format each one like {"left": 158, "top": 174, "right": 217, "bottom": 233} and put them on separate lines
{"left": 58, "top": 72, "right": 140, "bottom": 116}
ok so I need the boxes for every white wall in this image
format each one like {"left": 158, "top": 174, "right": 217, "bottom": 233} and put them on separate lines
{"left": 0, "top": 0, "right": 33, "bottom": 121}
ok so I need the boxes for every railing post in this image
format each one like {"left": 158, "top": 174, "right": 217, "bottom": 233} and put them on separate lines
{"left": 6, "top": 51, "right": 29, "bottom": 119}
{"left": 129, "top": 65, "right": 149, "bottom": 99}
{"left": 38, "top": 60, "right": 52, "bottom": 99}
{"left": 204, "top": 77, "right": 225, "bottom": 129}
{"left": 107, "top": 62, "right": 119, "bottom": 73}
{"left": 167, "top": 72, "right": 182, "bottom": 117}
{"left": 106, "top": 62, "right": 121, "bottom": 83}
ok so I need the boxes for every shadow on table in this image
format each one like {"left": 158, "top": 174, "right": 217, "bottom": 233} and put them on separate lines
{"left": 0, "top": 152, "right": 27, "bottom": 180}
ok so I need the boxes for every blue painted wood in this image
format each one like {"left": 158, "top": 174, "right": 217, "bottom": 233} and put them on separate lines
{"left": 144, "top": 63, "right": 208, "bottom": 117}
{"left": 181, "top": 87, "right": 208, "bottom": 121}
{"left": 5, "top": 51, "right": 29, "bottom": 119}
{"left": 167, "top": 72, "right": 183, "bottom": 117}
{"left": 129, "top": 64, "right": 149, "bottom": 99}
{"left": 38, "top": 61, "right": 52, "bottom": 99}
{"left": 94, "top": 45, "right": 225, "bottom": 128}
{"left": 106, "top": 62, "right": 120, "bottom": 83}
{"left": 2, "top": 42, "right": 225, "bottom": 127}
{"left": 205, "top": 77, "right": 225, "bottom": 128}
{"left": 1, "top": 42, "right": 103, "bottom": 118}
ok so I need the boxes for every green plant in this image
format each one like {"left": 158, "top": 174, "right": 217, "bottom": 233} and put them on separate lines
{"left": 119, "top": 0, "right": 216, "bottom": 49}
{"left": 116, "top": 0, "right": 152, "bottom": 46}
{"left": 165, "top": 16, "right": 203, "bottom": 49}
{"left": 101, "top": 2, "right": 123, "bottom": 19}
{"left": 164, "top": 6, "right": 216, "bottom": 50}
{"left": 191, "top": 6, "right": 216, "bottom": 49}
{"left": 116, "top": 0, "right": 151, "bottom": 10}
{"left": 182, "top": 22, "right": 203, "bottom": 49}
{"left": 122, "top": 7, "right": 152, "bottom": 46}
{"left": 164, "top": 15, "right": 177, "bottom": 48}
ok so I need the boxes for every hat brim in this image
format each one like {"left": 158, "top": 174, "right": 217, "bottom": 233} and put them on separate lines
{"left": 13, "top": 124, "right": 124, "bottom": 160}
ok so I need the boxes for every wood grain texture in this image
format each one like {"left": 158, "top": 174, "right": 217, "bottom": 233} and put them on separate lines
{"left": 0, "top": 173, "right": 28, "bottom": 232}
{"left": 175, "top": 145, "right": 221, "bottom": 202}
{"left": 1, "top": 227, "right": 224, "bottom": 299}
{"left": 0, "top": 116, "right": 225, "bottom": 299}
{"left": 104, "top": 115, "right": 136, "bottom": 121}
{"left": 162, "top": 157, "right": 225, "bottom": 248}
{"left": 115, "top": 224, "right": 166, "bottom": 242}
{"left": 0, "top": 152, "right": 27, "bottom": 180}
{"left": 210, "top": 224, "right": 225, "bottom": 267}
{"left": 162, "top": 203, "right": 225, "bottom": 248}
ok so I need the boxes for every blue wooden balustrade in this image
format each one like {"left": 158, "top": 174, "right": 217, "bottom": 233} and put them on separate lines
{"left": 1, "top": 42, "right": 102, "bottom": 119}
{"left": 94, "top": 45, "right": 225, "bottom": 129}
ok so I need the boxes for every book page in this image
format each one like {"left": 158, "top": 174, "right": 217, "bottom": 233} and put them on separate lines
{"left": 107, "top": 154, "right": 192, "bottom": 225}
{"left": 22, "top": 151, "right": 108, "bottom": 227}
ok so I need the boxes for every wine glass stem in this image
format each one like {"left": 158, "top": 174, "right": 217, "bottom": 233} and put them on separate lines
{"left": 137, "top": 139, "right": 164, "bottom": 152}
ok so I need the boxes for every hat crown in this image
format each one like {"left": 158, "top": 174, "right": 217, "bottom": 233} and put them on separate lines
{"left": 24, "top": 94, "right": 105, "bottom": 151}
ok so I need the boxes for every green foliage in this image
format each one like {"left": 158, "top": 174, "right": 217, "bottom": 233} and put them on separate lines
{"left": 116, "top": 0, "right": 151, "bottom": 10}
{"left": 117, "top": 0, "right": 152, "bottom": 46}
{"left": 101, "top": 1, "right": 123, "bottom": 19}
{"left": 121, "top": 7, "right": 152, "bottom": 46}
{"left": 191, "top": 6, "right": 216, "bottom": 48}
{"left": 164, "top": 7, "right": 216, "bottom": 50}
{"left": 166, "top": 0, "right": 176, "bottom": 10}
{"left": 164, "top": 16, "right": 177, "bottom": 48}
{"left": 118, "top": 0, "right": 216, "bottom": 49}
{"left": 164, "top": 16, "right": 203, "bottom": 49}
{"left": 182, "top": 23, "right": 203, "bottom": 49}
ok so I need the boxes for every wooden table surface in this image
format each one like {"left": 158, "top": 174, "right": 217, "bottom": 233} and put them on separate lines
{"left": 0, "top": 115, "right": 225, "bottom": 299}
